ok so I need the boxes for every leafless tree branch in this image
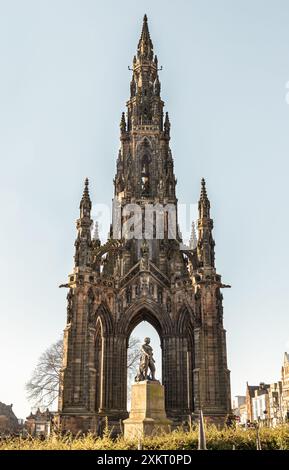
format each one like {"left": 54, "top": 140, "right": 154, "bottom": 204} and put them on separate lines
{"left": 26, "top": 336, "right": 141, "bottom": 409}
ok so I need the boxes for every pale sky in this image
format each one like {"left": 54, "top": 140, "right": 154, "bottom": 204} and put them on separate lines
{"left": 0, "top": 0, "right": 289, "bottom": 419}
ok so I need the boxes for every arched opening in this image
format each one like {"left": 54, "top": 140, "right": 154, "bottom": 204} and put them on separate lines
{"left": 141, "top": 154, "right": 150, "bottom": 195}
{"left": 126, "top": 320, "right": 162, "bottom": 410}
{"left": 95, "top": 319, "right": 103, "bottom": 412}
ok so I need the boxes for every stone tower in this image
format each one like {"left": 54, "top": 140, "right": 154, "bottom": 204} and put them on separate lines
{"left": 58, "top": 15, "right": 231, "bottom": 433}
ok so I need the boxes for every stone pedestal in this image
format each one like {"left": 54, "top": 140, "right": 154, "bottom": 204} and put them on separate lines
{"left": 123, "top": 380, "right": 172, "bottom": 439}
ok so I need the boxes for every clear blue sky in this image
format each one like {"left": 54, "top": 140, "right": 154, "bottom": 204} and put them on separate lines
{"left": 0, "top": 0, "right": 289, "bottom": 419}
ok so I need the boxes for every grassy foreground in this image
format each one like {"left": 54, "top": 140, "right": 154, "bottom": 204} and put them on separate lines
{"left": 1, "top": 425, "right": 289, "bottom": 450}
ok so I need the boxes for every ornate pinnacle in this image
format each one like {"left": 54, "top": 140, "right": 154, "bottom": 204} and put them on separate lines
{"left": 198, "top": 178, "right": 210, "bottom": 219}
{"left": 164, "top": 112, "right": 170, "bottom": 136}
{"left": 197, "top": 178, "right": 215, "bottom": 268}
{"left": 80, "top": 177, "right": 92, "bottom": 213}
{"left": 130, "top": 76, "right": 136, "bottom": 97}
{"left": 84, "top": 177, "right": 89, "bottom": 194}
{"left": 75, "top": 178, "right": 93, "bottom": 269}
{"left": 120, "top": 112, "right": 126, "bottom": 133}
{"left": 154, "top": 75, "right": 161, "bottom": 95}
{"left": 137, "top": 14, "right": 153, "bottom": 61}
{"left": 200, "top": 178, "right": 208, "bottom": 201}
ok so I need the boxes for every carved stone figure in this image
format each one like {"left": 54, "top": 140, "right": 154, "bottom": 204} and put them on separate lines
{"left": 87, "top": 288, "right": 95, "bottom": 324}
{"left": 66, "top": 289, "right": 73, "bottom": 324}
{"left": 140, "top": 239, "right": 149, "bottom": 271}
{"left": 135, "top": 337, "right": 156, "bottom": 382}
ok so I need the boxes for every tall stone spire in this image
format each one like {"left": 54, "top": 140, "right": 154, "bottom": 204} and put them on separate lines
{"left": 114, "top": 15, "right": 175, "bottom": 205}
{"left": 137, "top": 14, "right": 153, "bottom": 61}
{"left": 59, "top": 16, "right": 231, "bottom": 434}
{"left": 74, "top": 178, "right": 93, "bottom": 268}
{"left": 197, "top": 178, "right": 215, "bottom": 268}
{"left": 125, "top": 15, "right": 164, "bottom": 131}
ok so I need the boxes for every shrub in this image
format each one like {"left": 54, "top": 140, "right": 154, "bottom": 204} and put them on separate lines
{"left": 1, "top": 424, "right": 289, "bottom": 450}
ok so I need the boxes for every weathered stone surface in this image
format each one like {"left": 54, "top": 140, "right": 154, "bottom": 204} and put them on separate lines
{"left": 58, "top": 15, "right": 231, "bottom": 434}
{"left": 123, "top": 381, "right": 172, "bottom": 438}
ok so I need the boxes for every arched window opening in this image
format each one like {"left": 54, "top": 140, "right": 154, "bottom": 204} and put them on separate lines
{"left": 141, "top": 154, "right": 150, "bottom": 196}
{"left": 127, "top": 321, "right": 162, "bottom": 410}
{"left": 95, "top": 320, "right": 103, "bottom": 412}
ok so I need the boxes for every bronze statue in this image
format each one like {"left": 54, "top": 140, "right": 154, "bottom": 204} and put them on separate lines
{"left": 135, "top": 337, "right": 156, "bottom": 382}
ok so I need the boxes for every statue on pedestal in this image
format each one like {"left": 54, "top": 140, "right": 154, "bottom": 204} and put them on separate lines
{"left": 135, "top": 337, "right": 156, "bottom": 381}
{"left": 124, "top": 336, "right": 171, "bottom": 438}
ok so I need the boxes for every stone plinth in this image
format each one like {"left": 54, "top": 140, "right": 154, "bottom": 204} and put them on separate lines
{"left": 123, "top": 380, "right": 172, "bottom": 439}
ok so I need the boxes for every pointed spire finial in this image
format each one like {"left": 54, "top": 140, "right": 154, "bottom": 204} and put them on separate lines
{"left": 197, "top": 178, "right": 215, "bottom": 268}
{"left": 199, "top": 178, "right": 210, "bottom": 218}
{"left": 84, "top": 177, "right": 89, "bottom": 192}
{"left": 80, "top": 177, "right": 92, "bottom": 212}
{"left": 120, "top": 112, "right": 126, "bottom": 133}
{"left": 164, "top": 112, "right": 170, "bottom": 137}
{"left": 75, "top": 178, "right": 93, "bottom": 268}
{"left": 200, "top": 178, "right": 208, "bottom": 200}
{"left": 83, "top": 177, "right": 90, "bottom": 198}
{"left": 138, "top": 14, "right": 153, "bottom": 61}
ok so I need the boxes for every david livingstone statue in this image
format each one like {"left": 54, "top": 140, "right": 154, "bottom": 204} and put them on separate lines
{"left": 135, "top": 337, "right": 156, "bottom": 382}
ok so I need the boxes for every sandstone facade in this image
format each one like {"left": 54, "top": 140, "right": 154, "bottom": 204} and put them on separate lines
{"left": 58, "top": 15, "right": 231, "bottom": 433}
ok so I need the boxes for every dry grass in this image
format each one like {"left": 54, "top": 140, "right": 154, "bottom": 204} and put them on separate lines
{"left": 1, "top": 425, "right": 289, "bottom": 450}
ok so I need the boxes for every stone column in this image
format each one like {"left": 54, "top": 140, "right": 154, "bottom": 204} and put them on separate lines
{"left": 162, "top": 336, "right": 191, "bottom": 421}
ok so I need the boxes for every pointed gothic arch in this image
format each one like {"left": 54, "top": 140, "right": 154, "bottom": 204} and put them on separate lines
{"left": 137, "top": 138, "right": 153, "bottom": 197}
{"left": 95, "top": 302, "right": 114, "bottom": 335}
{"left": 95, "top": 317, "right": 104, "bottom": 412}
{"left": 118, "top": 299, "right": 173, "bottom": 339}
{"left": 136, "top": 136, "right": 153, "bottom": 151}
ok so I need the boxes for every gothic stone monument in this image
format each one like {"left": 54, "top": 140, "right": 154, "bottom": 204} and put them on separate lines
{"left": 58, "top": 15, "right": 231, "bottom": 434}
{"left": 124, "top": 338, "right": 171, "bottom": 438}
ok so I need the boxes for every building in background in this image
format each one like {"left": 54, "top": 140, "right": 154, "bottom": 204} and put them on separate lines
{"left": 281, "top": 352, "right": 289, "bottom": 422}
{"left": 0, "top": 402, "right": 19, "bottom": 435}
{"left": 239, "top": 402, "right": 248, "bottom": 425}
{"left": 233, "top": 395, "right": 246, "bottom": 425}
{"left": 233, "top": 395, "right": 246, "bottom": 410}
{"left": 251, "top": 383, "right": 270, "bottom": 424}
{"left": 25, "top": 408, "right": 55, "bottom": 437}
{"left": 268, "top": 382, "right": 282, "bottom": 426}
{"left": 246, "top": 383, "right": 265, "bottom": 423}
{"left": 244, "top": 381, "right": 283, "bottom": 427}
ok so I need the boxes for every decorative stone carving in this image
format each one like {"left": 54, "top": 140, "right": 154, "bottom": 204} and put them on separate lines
{"left": 66, "top": 289, "right": 73, "bottom": 324}
{"left": 87, "top": 288, "right": 95, "bottom": 325}
{"left": 58, "top": 15, "right": 231, "bottom": 435}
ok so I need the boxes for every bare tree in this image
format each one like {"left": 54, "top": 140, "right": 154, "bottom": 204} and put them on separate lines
{"left": 26, "top": 340, "right": 63, "bottom": 409}
{"left": 127, "top": 336, "right": 142, "bottom": 404}
{"left": 26, "top": 336, "right": 141, "bottom": 409}
{"left": 127, "top": 336, "right": 141, "bottom": 385}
